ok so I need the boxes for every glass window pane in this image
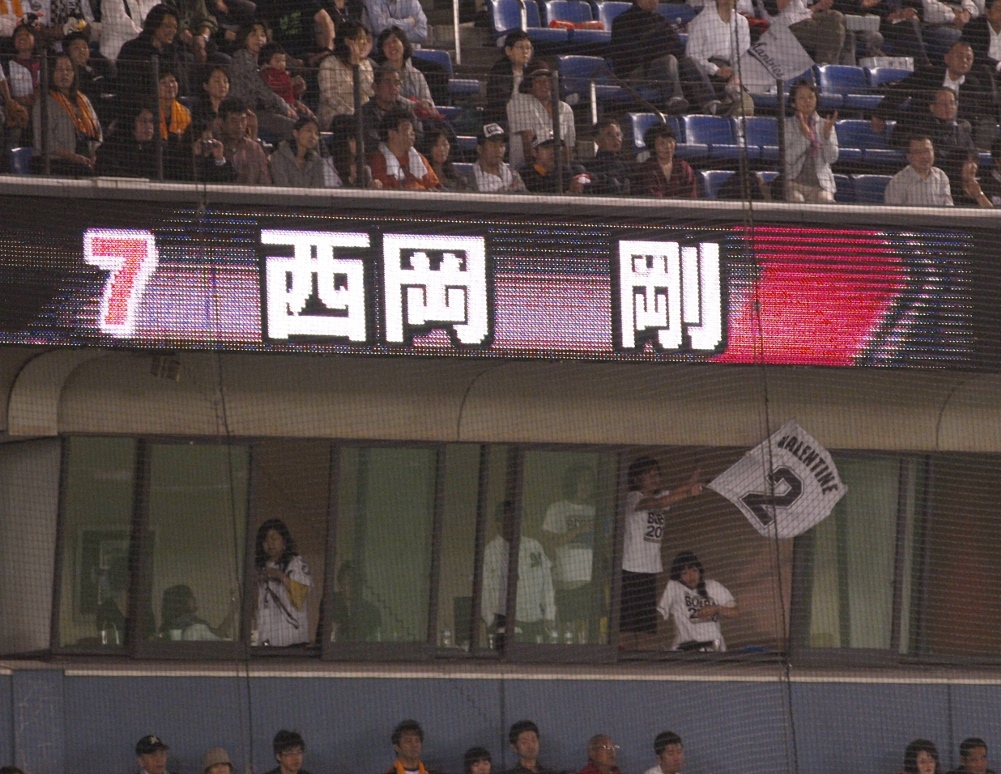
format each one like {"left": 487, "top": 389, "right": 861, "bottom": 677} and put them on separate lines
{"left": 57, "top": 437, "right": 137, "bottom": 649}
{"left": 334, "top": 446, "right": 437, "bottom": 644}
{"left": 145, "top": 444, "right": 247, "bottom": 645}
{"left": 251, "top": 440, "right": 329, "bottom": 648}
{"left": 803, "top": 456, "right": 903, "bottom": 650}
{"left": 478, "top": 445, "right": 514, "bottom": 651}
{"left": 514, "top": 450, "right": 617, "bottom": 646}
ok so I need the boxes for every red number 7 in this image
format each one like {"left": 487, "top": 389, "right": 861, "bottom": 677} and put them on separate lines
{"left": 83, "top": 229, "right": 158, "bottom": 337}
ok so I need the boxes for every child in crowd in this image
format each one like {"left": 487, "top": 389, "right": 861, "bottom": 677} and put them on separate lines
{"left": 259, "top": 42, "right": 315, "bottom": 121}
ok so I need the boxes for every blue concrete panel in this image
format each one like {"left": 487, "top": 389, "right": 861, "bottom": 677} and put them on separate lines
{"left": 0, "top": 675, "right": 12, "bottom": 767}
{"left": 12, "top": 670, "right": 64, "bottom": 774}
{"left": 947, "top": 684, "right": 1001, "bottom": 770}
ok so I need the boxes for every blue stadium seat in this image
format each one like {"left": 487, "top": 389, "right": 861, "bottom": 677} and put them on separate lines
{"left": 453, "top": 162, "right": 474, "bottom": 178}
{"left": 628, "top": 112, "right": 706, "bottom": 161}
{"left": 701, "top": 169, "right": 734, "bottom": 199}
{"left": 851, "top": 173, "right": 892, "bottom": 203}
{"left": 595, "top": 0, "right": 631, "bottom": 28}
{"left": 411, "top": 49, "right": 482, "bottom": 100}
{"left": 739, "top": 116, "right": 778, "bottom": 162}
{"left": 683, "top": 114, "right": 748, "bottom": 161}
{"left": 750, "top": 67, "right": 815, "bottom": 111}
{"left": 557, "top": 55, "right": 629, "bottom": 102}
{"left": 7, "top": 146, "right": 33, "bottom": 175}
{"left": 866, "top": 66, "right": 912, "bottom": 89}
{"left": 544, "top": 0, "right": 611, "bottom": 44}
{"left": 835, "top": 119, "right": 904, "bottom": 168}
{"left": 833, "top": 173, "right": 852, "bottom": 203}
{"left": 817, "top": 65, "right": 882, "bottom": 112}
{"left": 455, "top": 136, "right": 478, "bottom": 153}
{"left": 488, "top": 0, "right": 570, "bottom": 46}
{"left": 655, "top": 2, "right": 700, "bottom": 27}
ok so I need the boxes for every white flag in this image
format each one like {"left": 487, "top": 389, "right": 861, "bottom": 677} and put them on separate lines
{"left": 741, "top": 23, "right": 815, "bottom": 86}
{"left": 708, "top": 420, "right": 847, "bottom": 538}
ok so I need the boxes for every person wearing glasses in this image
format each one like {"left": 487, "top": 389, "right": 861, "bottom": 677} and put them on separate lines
{"left": 581, "top": 736, "right": 622, "bottom": 774}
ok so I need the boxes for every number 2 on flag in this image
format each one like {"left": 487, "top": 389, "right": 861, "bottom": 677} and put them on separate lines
{"left": 83, "top": 229, "right": 158, "bottom": 338}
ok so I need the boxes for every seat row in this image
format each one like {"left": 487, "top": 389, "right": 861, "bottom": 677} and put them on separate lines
{"left": 700, "top": 168, "right": 896, "bottom": 202}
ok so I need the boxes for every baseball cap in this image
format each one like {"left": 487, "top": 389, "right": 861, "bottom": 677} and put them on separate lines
{"left": 532, "top": 134, "right": 558, "bottom": 149}
{"left": 136, "top": 736, "right": 169, "bottom": 756}
{"left": 479, "top": 123, "right": 507, "bottom": 143}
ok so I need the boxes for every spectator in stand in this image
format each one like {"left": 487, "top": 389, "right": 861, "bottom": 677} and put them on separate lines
{"left": 329, "top": 112, "right": 370, "bottom": 185}
{"left": 8, "top": 23, "right": 40, "bottom": 113}
{"left": 980, "top": 130, "right": 1001, "bottom": 201}
{"left": 33, "top": 52, "right": 103, "bottom": 175}
{"left": 202, "top": 748, "right": 234, "bottom": 774}
{"left": 382, "top": 720, "right": 445, "bottom": 774}
{"left": 461, "top": 122, "right": 526, "bottom": 193}
{"left": 0, "top": 69, "right": 29, "bottom": 142}
{"left": 136, "top": 735, "right": 174, "bottom": 774}
{"left": 270, "top": 114, "right": 342, "bottom": 185}
{"left": 209, "top": 0, "right": 257, "bottom": 54}
{"left": 764, "top": 0, "right": 846, "bottom": 65}
{"left": 898, "top": 740, "right": 942, "bottom": 774}
{"left": 228, "top": 21, "right": 297, "bottom": 141}
{"left": 504, "top": 720, "right": 554, "bottom": 774}
{"left": 100, "top": 0, "right": 161, "bottom": 62}
{"left": 635, "top": 123, "right": 698, "bottom": 198}
{"left": 192, "top": 64, "right": 230, "bottom": 131}
{"left": 165, "top": 0, "right": 221, "bottom": 64}
{"left": 885, "top": 135, "right": 954, "bottom": 204}
{"left": 465, "top": 748, "right": 492, "bottom": 774}
{"left": 485, "top": 31, "right": 533, "bottom": 125}
{"left": 507, "top": 62, "right": 575, "bottom": 171}
{"left": 326, "top": 0, "right": 365, "bottom": 27}
{"left": 521, "top": 136, "right": 588, "bottom": 194}
{"left": 194, "top": 95, "right": 271, "bottom": 182}
{"left": 584, "top": 118, "right": 631, "bottom": 195}
{"left": 421, "top": 125, "right": 462, "bottom": 190}
{"left": 581, "top": 736, "right": 622, "bottom": 774}
{"left": 685, "top": 0, "right": 751, "bottom": 105}
{"left": 608, "top": 0, "right": 702, "bottom": 113}
{"left": 892, "top": 87, "right": 976, "bottom": 188}
{"left": 963, "top": 0, "right": 1001, "bottom": 72}
{"left": 318, "top": 20, "right": 374, "bottom": 128}
{"left": 919, "top": 0, "right": 977, "bottom": 63}
{"left": 367, "top": 105, "right": 439, "bottom": 189}
{"left": 363, "top": 0, "right": 427, "bottom": 45}
{"left": 954, "top": 144, "right": 996, "bottom": 203}
{"left": 116, "top": 5, "right": 187, "bottom": 118}
{"left": 873, "top": 42, "right": 996, "bottom": 135}
{"left": 64, "top": 31, "right": 113, "bottom": 106}
{"left": 783, "top": 80, "right": 838, "bottom": 203}
{"left": 157, "top": 68, "right": 194, "bottom": 176}
{"left": 948, "top": 739, "right": 995, "bottom": 774}
{"left": 657, "top": 550, "right": 738, "bottom": 650}
{"left": 361, "top": 63, "right": 422, "bottom": 150}
{"left": 858, "top": 0, "right": 930, "bottom": 68}
{"left": 258, "top": 0, "right": 333, "bottom": 58}
{"left": 645, "top": 732, "right": 685, "bottom": 774}
{"left": 265, "top": 731, "right": 313, "bottom": 774}
{"left": 98, "top": 102, "right": 162, "bottom": 176}
{"left": 374, "top": 27, "right": 434, "bottom": 108}
{"left": 259, "top": 41, "right": 316, "bottom": 119}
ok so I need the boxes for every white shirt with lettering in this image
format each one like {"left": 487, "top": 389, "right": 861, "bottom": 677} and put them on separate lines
{"left": 622, "top": 489, "right": 669, "bottom": 574}
{"left": 657, "top": 578, "right": 735, "bottom": 651}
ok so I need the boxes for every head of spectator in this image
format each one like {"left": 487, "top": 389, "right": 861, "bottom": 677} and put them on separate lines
{"left": 64, "top": 31, "right": 92, "bottom": 69}
{"left": 158, "top": 69, "right": 181, "bottom": 110}
{"left": 628, "top": 456, "right": 662, "bottom": 492}
{"left": 531, "top": 135, "right": 560, "bottom": 172}
{"left": 987, "top": 0, "right": 1001, "bottom": 28}
{"left": 143, "top": 5, "right": 180, "bottom": 48}
{"left": 503, "top": 30, "right": 533, "bottom": 69}
{"left": 521, "top": 63, "right": 554, "bottom": 105}
{"left": 944, "top": 42, "right": 975, "bottom": 80}
{"left": 373, "top": 64, "right": 404, "bottom": 110}
{"left": 789, "top": 80, "right": 819, "bottom": 119}
{"left": 509, "top": 720, "right": 540, "bottom": 770}
{"left": 587, "top": 735, "right": 619, "bottom": 774}
{"left": 376, "top": 27, "right": 413, "bottom": 69}
{"left": 203, "top": 748, "right": 234, "bottom": 774}
{"left": 594, "top": 119, "right": 623, "bottom": 156}
{"left": 495, "top": 499, "right": 517, "bottom": 542}
{"left": 236, "top": 20, "right": 269, "bottom": 56}
{"left": 477, "top": 122, "right": 508, "bottom": 173}
{"left": 634, "top": 0, "right": 659, "bottom": 15}
{"left": 160, "top": 583, "right": 196, "bottom": 634}
{"left": 670, "top": 551, "right": 707, "bottom": 596}
{"left": 422, "top": 124, "right": 455, "bottom": 178}
{"left": 380, "top": 107, "right": 417, "bottom": 156}
{"left": 255, "top": 517, "right": 298, "bottom": 570}
{"left": 562, "top": 464, "right": 594, "bottom": 501}
{"left": 332, "top": 20, "right": 371, "bottom": 66}
{"left": 50, "top": 53, "right": 80, "bottom": 99}
{"left": 464, "top": 747, "right": 492, "bottom": 774}
{"left": 392, "top": 719, "right": 425, "bottom": 767}
{"left": 929, "top": 87, "right": 958, "bottom": 123}
{"left": 906, "top": 135, "right": 936, "bottom": 178}
{"left": 136, "top": 735, "right": 170, "bottom": 774}
{"left": 644, "top": 123, "right": 677, "bottom": 166}
{"left": 654, "top": 732, "right": 684, "bottom": 774}
{"left": 12, "top": 23, "right": 36, "bottom": 57}
{"left": 259, "top": 41, "right": 288, "bottom": 71}
{"left": 329, "top": 113, "right": 363, "bottom": 185}
{"left": 290, "top": 115, "right": 323, "bottom": 160}
{"left": 201, "top": 65, "right": 230, "bottom": 113}
{"left": 903, "top": 740, "right": 940, "bottom": 774}
{"left": 273, "top": 730, "right": 306, "bottom": 774}
{"left": 959, "top": 739, "right": 989, "bottom": 774}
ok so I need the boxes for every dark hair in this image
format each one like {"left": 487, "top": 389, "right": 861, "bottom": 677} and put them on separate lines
{"left": 12, "top": 22, "right": 35, "bottom": 44}
{"left": 329, "top": 113, "right": 361, "bottom": 185}
{"left": 960, "top": 739, "right": 988, "bottom": 758}
{"left": 259, "top": 41, "right": 286, "bottom": 66}
{"left": 669, "top": 551, "right": 707, "bottom": 599}
{"left": 903, "top": 740, "right": 940, "bottom": 774}
{"left": 376, "top": 27, "right": 413, "bottom": 64}
{"left": 594, "top": 117, "right": 621, "bottom": 134}
{"left": 654, "top": 731, "right": 683, "bottom": 756}
{"left": 235, "top": 20, "right": 269, "bottom": 49}
{"left": 907, "top": 134, "right": 933, "bottom": 150}
{"left": 160, "top": 584, "right": 195, "bottom": 633}
{"left": 373, "top": 61, "right": 401, "bottom": 87}
{"left": 379, "top": 106, "right": 412, "bottom": 143}
{"left": 202, "top": 64, "right": 230, "bottom": 86}
{"left": 218, "top": 96, "right": 249, "bottom": 118}
{"left": 392, "top": 719, "right": 424, "bottom": 746}
{"left": 273, "top": 730, "right": 305, "bottom": 756}
{"left": 463, "top": 747, "right": 492, "bottom": 774}
{"left": 290, "top": 115, "right": 323, "bottom": 158}
{"left": 63, "top": 30, "right": 90, "bottom": 49}
{"left": 49, "top": 53, "right": 79, "bottom": 99}
{"left": 332, "top": 20, "right": 368, "bottom": 65}
{"left": 142, "top": 4, "right": 179, "bottom": 37}
{"left": 643, "top": 122, "right": 676, "bottom": 148}
{"left": 508, "top": 720, "right": 539, "bottom": 746}
{"left": 254, "top": 518, "right": 298, "bottom": 571}
{"left": 788, "top": 79, "right": 818, "bottom": 111}
{"left": 503, "top": 30, "right": 531, "bottom": 49}
{"left": 561, "top": 465, "right": 593, "bottom": 499}
{"left": 627, "top": 456, "right": 660, "bottom": 490}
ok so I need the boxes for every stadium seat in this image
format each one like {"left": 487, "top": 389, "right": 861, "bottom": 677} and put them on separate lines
{"left": 411, "top": 49, "right": 482, "bottom": 100}
{"left": 749, "top": 67, "right": 815, "bottom": 112}
{"left": 833, "top": 173, "right": 852, "bottom": 203}
{"left": 595, "top": 0, "right": 630, "bottom": 28}
{"left": 628, "top": 112, "right": 706, "bottom": 161}
{"left": 739, "top": 116, "right": 778, "bottom": 162}
{"left": 558, "top": 55, "right": 624, "bottom": 102}
{"left": 655, "top": 2, "right": 700, "bottom": 27}
{"left": 851, "top": 173, "right": 892, "bottom": 203}
{"left": 455, "top": 136, "right": 478, "bottom": 153}
{"left": 683, "top": 114, "right": 749, "bottom": 161}
{"left": 701, "top": 169, "right": 734, "bottom": 199}
{"left": 817, "top": 65, "right": 882, "bottom": 112}
{"left": 7, "top": 146, "right": 33, "bottom": 175}
{"left": 488, "top": 0, "right": 570, "bottom": 47}
{"left": 835, "top": 119, "right": 904, "bottom": 168}
{"left": 544, "top": 0, "right": 611, "bottom": 44}
{"left": 453, "top": 162, "right": 474, "bottom": 178}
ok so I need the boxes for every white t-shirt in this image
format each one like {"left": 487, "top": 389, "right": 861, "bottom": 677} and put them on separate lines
{"left": 482, "top": 535, "right": 557, "bottom": 624}
{"left": 543, "top": 500, "right": 596, "bottom": 586}
{"left": 506, "top": 92, "right": 576, "bottom": 170}
{"left": 622, "top": 489, "right": 669, "bottom": 573}
{"left": 657, "top": 578, "right": 735, "bottom": 651}
{"left": 257, "top": 554, "right": 312, "bottom": 646}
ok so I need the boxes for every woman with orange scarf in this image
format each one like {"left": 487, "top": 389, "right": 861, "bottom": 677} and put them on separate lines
{"left": 156, "top": 69, "right": 193, "bottom": 179}
{"left": 32, "top": 53, "right": 102, "bottom": 175}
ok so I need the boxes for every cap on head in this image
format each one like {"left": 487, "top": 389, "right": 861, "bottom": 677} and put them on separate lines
{"left": 136, "top": 735, "right": 170, "bottom": 756}
{"left": 533, "top": 134, "right": 557, "bottom": 149}
{"left": 479, "top": 123, "right": 507, "bottom": 144}
{"left": 203, "top": 748, "right": 233, "bottom": 772}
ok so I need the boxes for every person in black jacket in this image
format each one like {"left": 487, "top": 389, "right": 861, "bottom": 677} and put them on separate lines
{"left": 961, "top": 0, "right": 1001, "bottom": 82}
{"left": 485, "top": 30, "right": 535, "bottom": 125}
{"left": 583, "top": 118, "right": 631, "bottom": 195}
{"left": 115, "top": 5, "right": 188, "bottom": 119}
{"left": 98, "top": 103, "right": 161, "bottom": 177}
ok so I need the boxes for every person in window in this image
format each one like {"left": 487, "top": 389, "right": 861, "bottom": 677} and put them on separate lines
{"left": 159, "top": 584, "right": 237, "bottom": 640}
{"left": 8, "top": 23, "right": 41, "bottom": 143}
{"left": 899, "top": 740, "right": 942, "bottom": 774}
{"left": 506, "top": 62, "right": 575, "bottom": 172}
{"left": 328, "top": 112, "right": 370, "bottom": 186}
{"left": 505, "top": 720, "right": 556, "bottom": 774}
{"left": 783, "top": 80, "right": 838, "bottom": 203}
{"left": 329, "top": 561, "right": 382, "bottom": 641}
{"left": 363, "top": 0, "right": 427, "bottom": 46}
{"left": 270, "top": 114, "right": 342, "bottom": 186}
{"left": 259, "top": 42, "right": 315, "bottom": 120}
{"left": 317, "top": 20, "right": 374, "bottom": 129}
{"left": 462, "top": 121, "right": 526, "bottom": 193}
{"left": 156, "top": 68, "right": 195, "bottom": 177}
{"left": 485, "top": 31, "right": 533, "bottom": 125}
{"left": 254, "top": 518, "right": 312, "bottom": 645}
{"left": 63, "top": 31, "right": 113, "bottom": 108}
{"left": 634, "top": 123, "right": 698, "bottom": 199}
{"left": 583, "top": 119, "right": 631, "bottom": 196}
{"left": 382, "top": 720, "right": 445, "bottom": 774}
{"left": 33, "top": 52, "right": 103, "bottom": 175}
{"left": 657, "top": 551, "right": 738, "bottom": 651}
{"left": 265, "top": 731, "right": 314, "bottom": 774}
{"left": 521, "top": 136, "right": 588, "bottom": 194}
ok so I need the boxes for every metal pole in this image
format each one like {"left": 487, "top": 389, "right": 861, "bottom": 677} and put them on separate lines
{"left": 776, "top": 77, "right": 785, "bottom": 202}
{"left": 551, "top": 69, "right": 563, "bottom": 192}
{"left": 40, "top": 54, "right": 50, "bottom": 176}
{"left": 152, "top": 55, "right": 164, "bottom": 182}
{"left": 353, "top": 64, "right": 365, "bottom": 187}
{"left": 453, "top": 0, "right": 462, "bottom": 65}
